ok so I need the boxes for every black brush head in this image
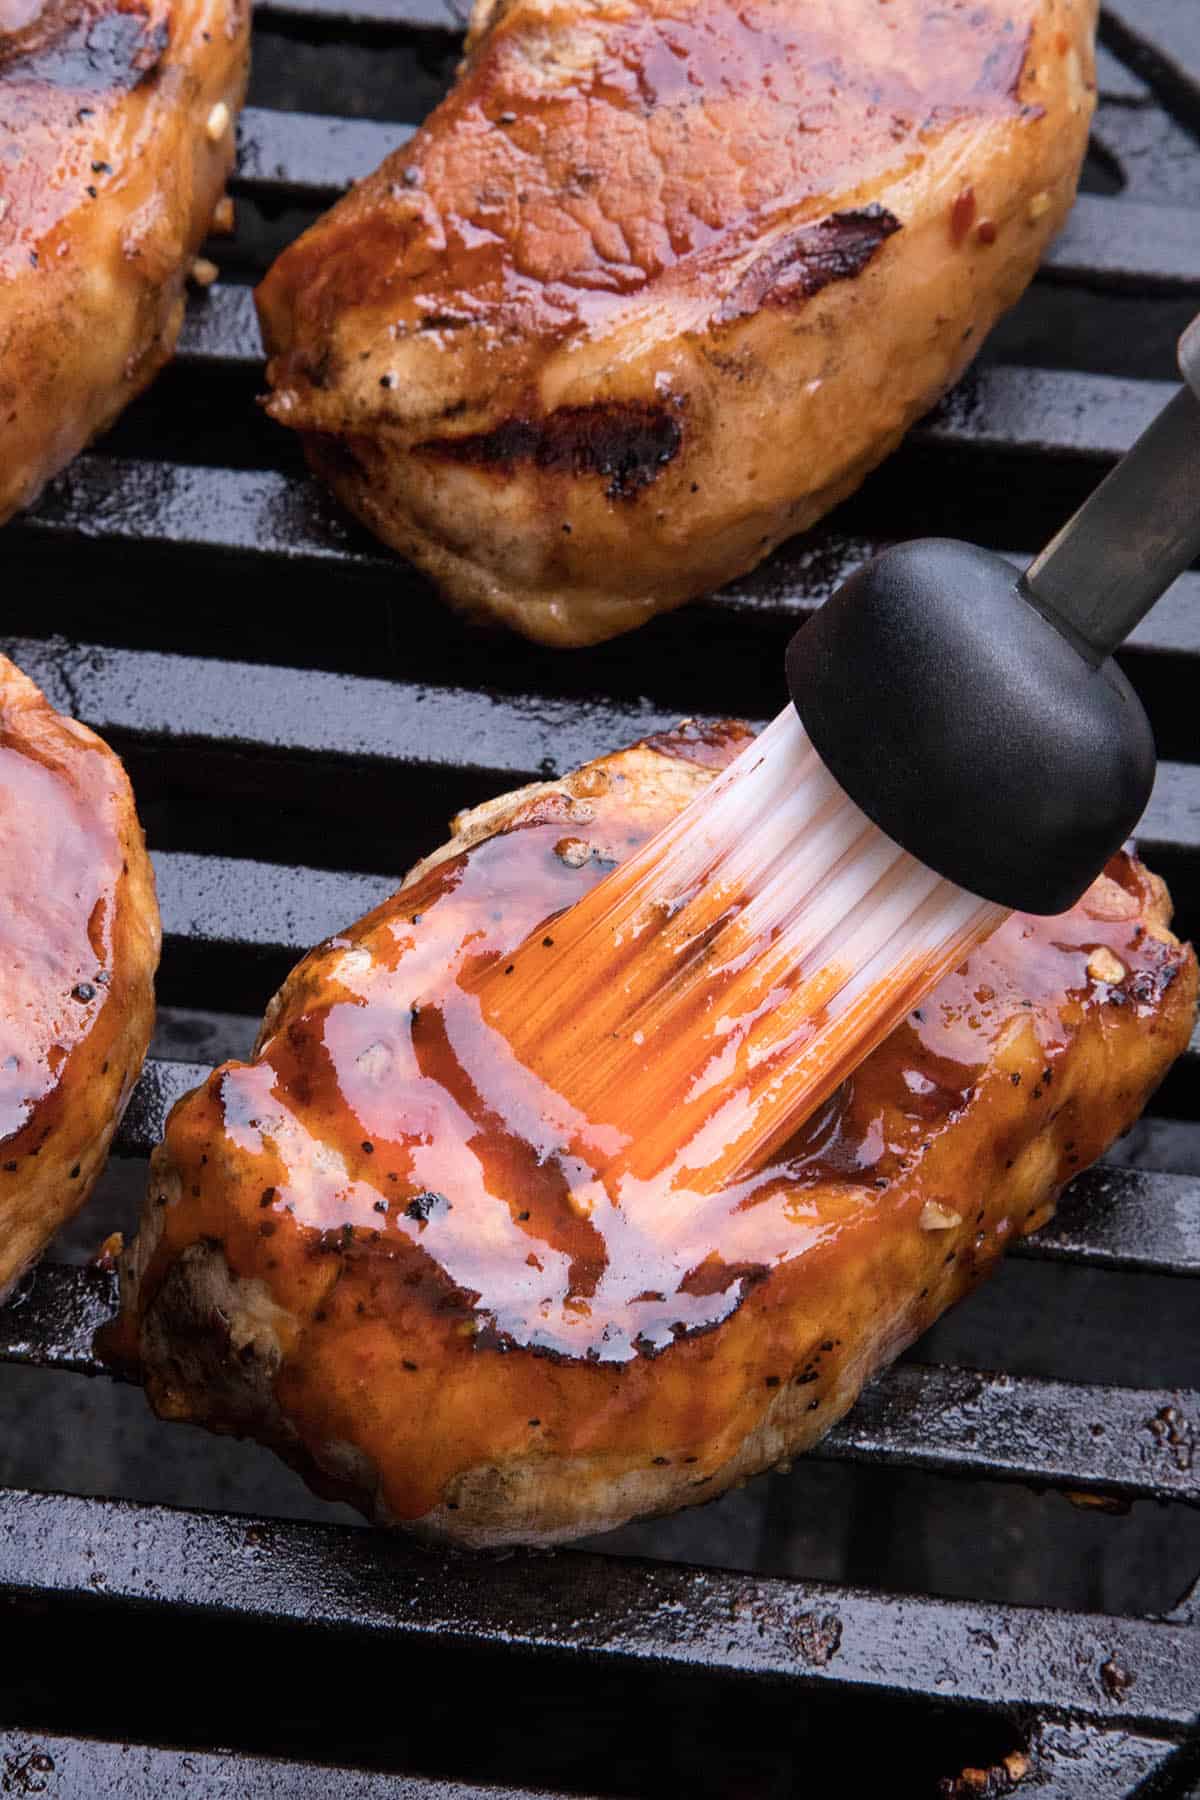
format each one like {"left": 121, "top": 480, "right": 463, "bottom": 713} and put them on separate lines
{"left": 785, "top": 539, "right": 1157, "bottom": 916}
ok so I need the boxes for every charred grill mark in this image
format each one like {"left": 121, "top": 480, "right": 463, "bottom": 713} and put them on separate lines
{"left": 415, "top": 401, "right": 684, "bottom": 501}
{"left": 719, "top": 206, "right": 902, "bottom": 324}
{"left": 1, "top": 1, "right": 167, "bottom": 90}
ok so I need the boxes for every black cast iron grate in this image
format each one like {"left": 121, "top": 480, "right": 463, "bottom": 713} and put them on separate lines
{"left": 1, "top": 2, "right": 1200, "bottom": 1793}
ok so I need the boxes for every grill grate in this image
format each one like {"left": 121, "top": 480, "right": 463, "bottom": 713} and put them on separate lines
{"left": 2, "top": 2, "right": 1199, "bottom": 1793}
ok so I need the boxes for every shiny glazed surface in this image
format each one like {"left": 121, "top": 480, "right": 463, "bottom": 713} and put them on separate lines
{"left": 258, "top": 0, "right": 1097, "bottom": 644}
{"left": 117, "top": 722, "right": 1196, "bottom": 1545}
{"left": 0, "top": 655, "right": 159, "bottom": 1297}
{"left": 0, "top": 0, "right": 250, "bottom": 520}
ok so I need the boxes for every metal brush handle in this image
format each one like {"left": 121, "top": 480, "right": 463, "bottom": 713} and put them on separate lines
{"left": 1020, "top": 312, "right": 1200, "bottom": 666}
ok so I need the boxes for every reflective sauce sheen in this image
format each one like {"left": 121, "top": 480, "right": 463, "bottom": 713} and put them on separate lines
{"left": 0, "top": 0, "right": 176, "bottom": 279}
{"left": 0, "top": 700, "right": 122, "bottom": 1150}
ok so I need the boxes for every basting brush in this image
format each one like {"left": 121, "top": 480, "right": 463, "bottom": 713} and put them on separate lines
{"left": 476, "top": 316, "right": 1200, "bottom": 1195}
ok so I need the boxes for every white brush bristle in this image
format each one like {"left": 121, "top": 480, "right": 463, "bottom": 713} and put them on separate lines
{"left": 478, "top": 707, "right": 1006, "bottom": 1196}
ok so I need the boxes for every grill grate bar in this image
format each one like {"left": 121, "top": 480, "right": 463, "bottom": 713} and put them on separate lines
{"left": 1094, "top": 41, "right": 1153, "bottom": 101}
{"left": 0, "top": 1731, "right": 571, "bottom": 1800}
{"left": 1009, "top": 1164, "right": 1200, "bottom": 1277}
{"left": 255, "top": 0, "right": 467, "bottom": 25}
{"left": 152, "top": 848, "right": 396, "bottom": 953}
{"left": 821, "top": 1363, "right": 1200, "bottom": 1506}
{"left": 0, "top": 635, "right": 679, "bottom": 787}
{"left": 0, "top": 1264, "right": 116, "bottom": 1377}
{"left": 0, "top": 1725, "right": 1188, "bottom": 1800}
{"left": 227, "top": 104, "right": 1200, "bottom": 292}
{"left": 1100, "top": 0, "right": 1200, "bottom": 129}
{"left": 6, "top": 632, "right": 1200, "bottom": 797}
{"left": 1042, "top": 195, "right": 1200, "bottom": 292}
{"left": 234, "top": 105, "right": 412, "bottom": 197}
{"left": 4, "top": 1259, "right": 1195, "bottom": 1504}
{"left": 11, "top": 457, "right": 381, "bottom": 568}
{"left": 915, "top": 366, "right": 1178, "bottom": 461}
{"left": 6, "top": 543, "right": 1200, "bottom": 663}
{"left": 2, "top": 1487, "right": 1196, "bottom": 1730}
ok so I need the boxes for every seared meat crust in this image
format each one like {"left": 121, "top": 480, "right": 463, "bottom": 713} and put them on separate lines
{"left": 258, "top": 0, "right": 1096, "bottom": 645}
{"left": 0, "top": 0, "right": 250, "bottom": 522}
{"left": 114, "top": 722, "right": 1195, "bottom": 1546}
{"left": 0, "top": 655, "right": 159, "bottom": 1299}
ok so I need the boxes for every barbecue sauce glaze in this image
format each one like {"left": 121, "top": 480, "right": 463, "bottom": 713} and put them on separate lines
{"left": 0, "top": 686, "right": 125, "bottom": 1150}
{"left": 111, "top": 720, "right": 1196, "bottom": 1527}
{"left": 0, "top": 653, "right": 158, "bottom": 1302}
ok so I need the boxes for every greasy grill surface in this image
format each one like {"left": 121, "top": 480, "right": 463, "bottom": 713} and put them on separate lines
{"left": 1, "top": 2, "right": 1199, "bottom": 1794}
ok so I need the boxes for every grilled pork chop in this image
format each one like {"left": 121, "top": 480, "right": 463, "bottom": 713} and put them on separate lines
{"left": 0, "top": 655, "right": 159, "bottom": 1300}
{"left": 113, "top": 722, "right": 1195, "bottom": 1546}
{"left": 0, "top": 0, "right": 249, "bottom": 523}
{"left": 257, "top": 0, "right": 1096, "bottom": 646}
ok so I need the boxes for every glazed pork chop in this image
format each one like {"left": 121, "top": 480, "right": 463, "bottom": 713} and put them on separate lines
{"left": 0, "top": 655, "right": 159, "bottom": 1300}
{"left": 0, "top": 0, "right": 249, "bottom": 523}
{"left": 113, "top": 721, "right": 1195, "bottom": 1546}
{"left": 257, "top": 0, "right": 1096, "bottom": 646}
